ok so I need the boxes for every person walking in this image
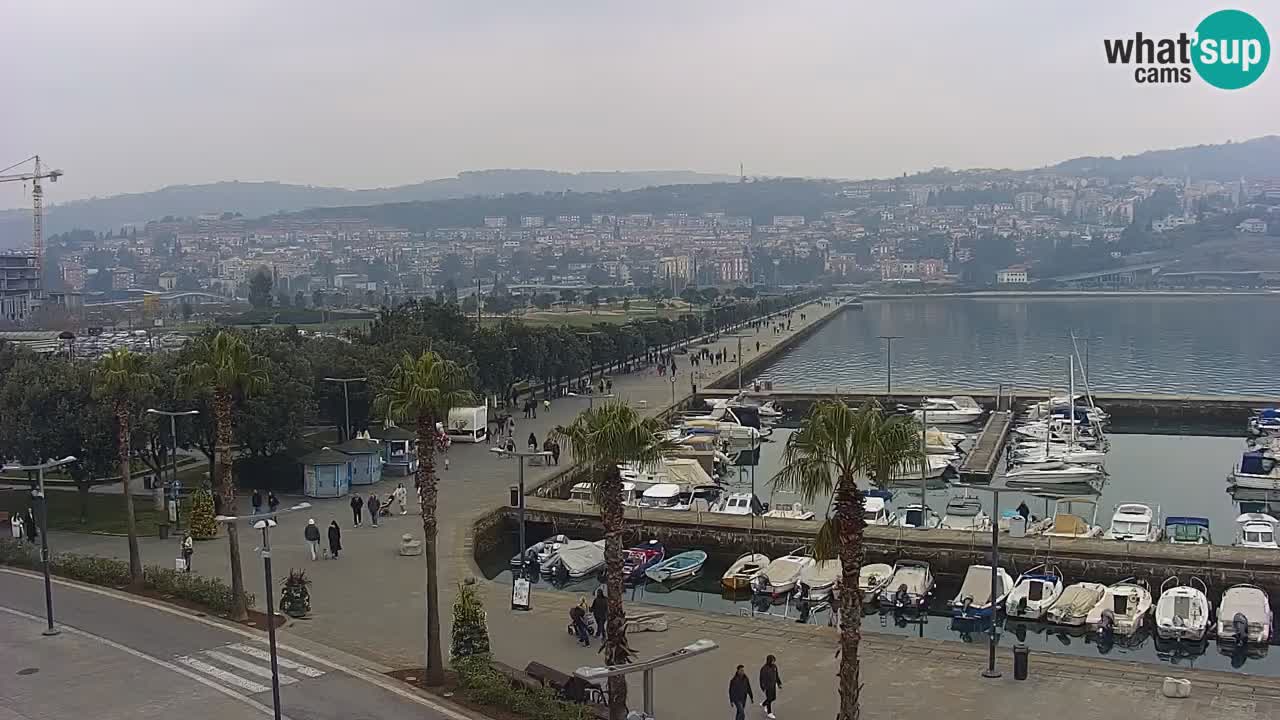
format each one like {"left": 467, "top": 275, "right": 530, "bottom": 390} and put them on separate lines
{"left": 394, "top": 483, "right": 408, "bottom": 515}
{"left": 550, "top": 439, "right": 561, "bottom": 466}
{"left": 728, "top": 665, "right": 753, "bottom": 720}
{"left": 590, "top": 588, "right": 608, "bottom": 642}
{"left": 527, "top": 432, "right": 538, "bottom": 452}
{"left": 304, "top": 519, "right": 321, "bottom": 560}
{"left": 251, "top": 489, "right": 263, "bottom": 514}
{"left": 759, "top": 655, "right": 782, "bottom": 719}
{"left": 350, "top": 494, "right": 364, "bottom": 526}
{"left": 569, "top": 598, "right": 591, "bottom": 647}
{"left": 543, "top": 398, "right": 550, "bottom": 415}
{"left": 180, "top": 531, "right": 194, "bottom": 573}
{"left": 267, "top": 491, "right": 279, "bottom": 514}
{"left": 368, "top": 493, "right": 380, "bottom": 527}
{"left": 23, "top": 508, "right": 37, "bottom": 544}
{"left": 327, "top": 520, "right": 342, "bottom": 559}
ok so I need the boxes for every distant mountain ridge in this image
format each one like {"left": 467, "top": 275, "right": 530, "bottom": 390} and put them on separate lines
{"left": 1048, "top": 135, "right": 1280, "bottom": 181}
{"left": 0, "top": 169, "right": 735, "bottom": 245}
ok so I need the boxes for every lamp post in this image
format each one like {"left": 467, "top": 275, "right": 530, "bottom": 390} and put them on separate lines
{"left": 3, "top": 456, "right": 78, "bottom": 636}
{"left": 215, "top": 501, "right": 312, "bottom": 720}
{"left": 322, "top": 377, "right": 367, "bottom": 442}
{"left": 146, "top": 408, "right": 199, "bottom": 527}
{"left": 490, "top": 448, "right": 552, "bottom": 580}
{"left": 669, "top": 374, "right": 677, "bottom": 407}
{"left": 726, "top": 334, "right": 749, "bottom": 392}
{"left": 878, "top": 335, "right": 902, "bottom": 397}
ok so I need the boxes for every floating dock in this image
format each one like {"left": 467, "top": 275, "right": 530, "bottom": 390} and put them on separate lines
{"left": 957, "top": 410, "right": 1014, "bottom": 483}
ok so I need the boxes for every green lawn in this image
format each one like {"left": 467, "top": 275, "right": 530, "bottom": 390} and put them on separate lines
{"left": 0, "top": 489, "right": 191, "bottom": 536}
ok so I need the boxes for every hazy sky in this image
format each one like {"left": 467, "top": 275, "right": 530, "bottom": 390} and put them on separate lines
{"left": 2, "top": 1, "right": 1276, "bottom": 206}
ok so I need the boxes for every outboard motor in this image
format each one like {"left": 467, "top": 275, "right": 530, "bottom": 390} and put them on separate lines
{"left": 1016, "top": 596, "right": 1029, "bottom": 616}
{"left": 1232, "top": 613, "right": 1250, "bottom": 647}
{"left": 1098, "top": 609, "right": 1116, "bottom": 639}
{"left": 894, "top": 584, "right": 910, "bottom": 609}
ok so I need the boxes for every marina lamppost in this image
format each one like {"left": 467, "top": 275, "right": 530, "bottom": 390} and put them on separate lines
{"left": 491, "top": 447, "right": 552, "bottom": 610}
{"left": 322, "top": 377, "right": 367, "bottom": 442}
{"left": 3, "top": 456, "right": 77, "bottom": 636}
{"left": 146, "top": 408, "right": 199, "bottom": 525}
{"left": 878, "top": 335, "right": 903, "bottom": 397}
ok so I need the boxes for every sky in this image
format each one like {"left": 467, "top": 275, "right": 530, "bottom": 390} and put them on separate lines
{"left": 1, "top": 1, "right": 1277, "bottom": 207}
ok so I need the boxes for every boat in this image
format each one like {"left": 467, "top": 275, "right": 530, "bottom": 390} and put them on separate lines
{"left": 645, "top": 550, "right": 708, "bottom": 583}
{"left": 1011, "top": 446, "right": 1108, "bottom": 467}
{"left": 1004, "top": 463, "right": 1104, "bottom": 485}
{"left": 1024, "top": 395, "right": 1110, "bottom": 424}
{"left": 676, "top": 484, "right": 724, "bottom": 511}
{"left": 950, "top": 564, "right": 1014, "bottom": 620}
{"left": 761, "top": 502, "right": 816, "bottom": 521}
{"left": 1154, "top": 576, "right": 1211, "bottom": 642}
{"left": 911, "top": 396, "right": 985, "bottom": 424}
{"left": 1045, "top": 582, "right": 1107, "bottom": 626}
{"left": 797, "top": 559, "right": 842, "bottom": 601}
{"left": 751, "top": 547, "right": 815, "bottom": 597}
{"left": 540, "top": 539, "right": 606, "bottom": 579}
{"left": 1234, "top": 513, "right": 1279, "bottom": 549}
{"left": 1103, "top": 503, "right": 1162, "bottom": 542}
{"left": 858, "top": 562, "right": 894, "bottom": 604}
{"left": 510, "top": 534, "right": 568, "bottom": 568}
{"left": 1248, "top": 408, "right": 1280, "bottom": 437}
{"left": 878, "top": 560, "right": 934, "bottom": 611}
{"left": 923, "top": 427, "right": 963, "bottom": 455}
{"left": 1216, "top": 585, "right": 1272, "bottom": 652}
{"left": 1085, "top": 579, "right": 1153, "bottom": 636}
{"left": 712, "top": 492, "right": 766, "bottom": 516}
{"left": 887, "top": 454, "right": 956, "bottom": 483}
{"left": 722, "top": 552, "right": 770, "bottom": 591}
{"left": 1229, "top": 450, "right": 1280, "bottom": 491}
{"left": 568, "top": 481, "right": 641, "bottom": 506}
{"left": 864, "top": 495, "right": 896, "bottom": 526}
{"left": 1005, "top": 565, "right": 1065, "bottom": 620}
{"left": 940, "top": 494, "right": 990, "bottom": 532}
{"left": 891, "top": 504, "right": 941, "bottom": 529}
{"left": 1164, "top": 516, "right": 1212, "bottom": 545}
{"left": 1012, "top": 420, "right": 1101, "bottom": 447}
{"left": 621, "top": 540, "right": 665, "bottom": 583}
{"left": 1029, "top": 497, "right": 1103, "bottom": 538}
{"left": 680, "top": 418, "right": 765, "bottom": 443}
{"left": 637, "top": 483, "right": 685, "bottom": 510}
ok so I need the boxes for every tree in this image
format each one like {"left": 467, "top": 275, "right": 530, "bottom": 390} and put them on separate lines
{"left": 294, "top": 290, "right": 306, "bottom": 308}
{"left": 553, "top": 402, "right": 677, "bottom": 720}
{"left": 91, "top": 349, "right": 156, "bottom": 587}
{"left": 181, "top": 301, "right": 194, "bottom": 321}
{"left": 248, "top": 268, "right": 273, "bottom": 309}
{"left": 559, "top": 288, "right": 578, "bottom": 306}
{"left": 312, "top": 288, "right": 325, "bottom": 308}
{"left": 771, "top": 401, "right": 922, "bottom": 720}
{"left": 180, "top": 331, "right": 269, "bottom": 621}
{"left": 450, "top": 580, "right": 491, "bottom": 660}
{"left": 373, "top": 351, "right": 475, "bottom": 686}
{"left": 532, "top": 293, "right": 555, "bottom": 310}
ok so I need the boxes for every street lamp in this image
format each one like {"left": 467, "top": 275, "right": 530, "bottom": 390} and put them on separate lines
{"left": 878, "top": 335, "right": 902, "bottom": 397}
{"left": 146, "top": 408, "right": 199, "bottom": 527}
{"left": 3, "top": 456, "right": 77, "bottom": 636}
{"left": 322, "top": 377, "right": 367, "bottom": 442}
{"left": 491, "top": 447, "right": 552, "bottom": 608}
{"left": 215, "top": 501, "right": 311, "bottom": 720}
{"left": 726, "top": 334, "right": 749, "bottom": 392}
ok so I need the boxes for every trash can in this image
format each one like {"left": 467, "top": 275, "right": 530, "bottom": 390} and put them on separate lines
{"left": 158, "top": 522, "right": 171, "bottom": 540}
{"left": 509, "top": 485, "right": 519, "bottom": 507}
{"left": 1013, "top": 642, "right": 1029, "bottom": 680}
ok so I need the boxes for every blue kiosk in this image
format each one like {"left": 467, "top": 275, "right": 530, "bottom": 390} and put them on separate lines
{"left": 334, "top": 437, "right": 383, "bottom": 487}
{"left": 299, "top": 447, "right": 353, "bottom": 498}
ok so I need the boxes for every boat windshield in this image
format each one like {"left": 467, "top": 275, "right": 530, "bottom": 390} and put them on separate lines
{"left": 1111, "top": 521, "right": 1149, "bottom": 536}
{"left": 1244, "top": 529, "right": 1275, "bottom": 544}
{"left": 904, "top": 509, "right": 924, "bottom": 526}
{"left": 1173, "top": 596, "right": 1192, "bottom": 619}
{"left": 1170, "top": 524, "right": 1208, "bottom": 543}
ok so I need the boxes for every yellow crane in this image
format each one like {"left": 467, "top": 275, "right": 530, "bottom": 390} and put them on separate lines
{"left": 0, "top": 155, "right": 64, "bottom": 286}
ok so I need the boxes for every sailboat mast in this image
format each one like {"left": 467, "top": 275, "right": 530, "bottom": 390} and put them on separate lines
{"left": 1069, "top": 355, "right": 1076, "bottom": 448}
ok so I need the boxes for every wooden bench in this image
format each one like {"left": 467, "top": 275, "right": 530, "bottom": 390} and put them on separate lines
{"left": 523, "top": 661, "right": 606, "bottom": 705}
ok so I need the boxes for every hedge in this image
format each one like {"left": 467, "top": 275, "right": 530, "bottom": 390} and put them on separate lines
{"left": 454, "top": 656, "right": 594, "bottom": 720}
{"left": 0, "top": 539, "right": 253, "bottom": 615}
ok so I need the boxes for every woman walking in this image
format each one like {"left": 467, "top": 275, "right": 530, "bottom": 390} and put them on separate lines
{"left": 327, "top": 520, "right": 342, "bottom": 559}
{"left": 180, "top": 531, "right": 194, "bottom": 572}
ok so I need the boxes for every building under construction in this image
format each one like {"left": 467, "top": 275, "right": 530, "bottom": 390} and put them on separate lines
{"left": 0, "top": 253, "right": 40, "bottom": 323}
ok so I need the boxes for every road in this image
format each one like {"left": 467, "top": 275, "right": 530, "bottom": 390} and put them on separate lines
{"left": 0, "top": 571, "right": 474, "bottom": 720}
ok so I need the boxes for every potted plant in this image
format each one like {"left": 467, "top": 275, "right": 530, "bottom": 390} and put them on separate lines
{"left": 280, "top": 569, "right": 311, "bottom": 618}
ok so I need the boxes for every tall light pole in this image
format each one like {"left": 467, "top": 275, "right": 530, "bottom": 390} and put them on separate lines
{"left": 146, "top": 408, "right": 199, "bottom": 525}
{"left": 726, "top": 334, "right": 749, "bottom": 392}
{"left": 490, "top": 448, "right": 552, "bottom": 581}
{"left": 215, "top": 501, "right": 312, "bottom": 720}
{"left": 3, "top": 456, "right": 78, "bottom": 636}
{"left": 878, "top": 335, "right": 903, "bottom": 397}
{"left": 322, "top": 377, "right": 367, "bottom": 442}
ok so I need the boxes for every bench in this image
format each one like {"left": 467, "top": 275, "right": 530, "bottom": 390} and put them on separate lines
{"left": 523, "top": 661, "right": 606, "bottom": 705}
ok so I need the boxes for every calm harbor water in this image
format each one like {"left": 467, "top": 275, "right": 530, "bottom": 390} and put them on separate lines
{"left": 754, "top": 296, "right": 1280, "bottom": 396}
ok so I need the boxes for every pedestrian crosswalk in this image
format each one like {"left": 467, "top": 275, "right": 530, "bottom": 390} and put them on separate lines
{"left": 175, "top": 642, "right": 326, "bottom": 695}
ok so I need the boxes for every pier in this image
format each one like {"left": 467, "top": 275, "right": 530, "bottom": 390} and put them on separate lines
{"left": 957, "top": 409, "right": 1014, "bottom": 483}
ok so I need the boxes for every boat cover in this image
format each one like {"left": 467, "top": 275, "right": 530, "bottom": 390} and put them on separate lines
{"left": 1056, "top": 585, "right": 1104, "bottom": 615}
{"left": 556, "top": 540, "right": 604, "bottom": 575}
{"left": 955, "top": 567, "right": 1005, "bottom": 605}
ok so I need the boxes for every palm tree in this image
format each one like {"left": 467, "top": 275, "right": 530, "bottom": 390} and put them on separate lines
{"left": 772, "top": 400, "right": 922, "bottom": 720}
{"left": 180, "top": 331, "right": 268, "bottom": 621}
{"left": 554, "top": 402, "right": 678, "bottom": 720}
{"left": 92, "top": 348, "right": 155, "bottom": 586}
{"left": 373, "top": 351, "right": 474, "bottom": 687}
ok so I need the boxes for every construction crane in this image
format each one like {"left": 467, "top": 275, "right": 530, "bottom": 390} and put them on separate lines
{"left": 0, "top": 155, "right": 64, "bottom": 290}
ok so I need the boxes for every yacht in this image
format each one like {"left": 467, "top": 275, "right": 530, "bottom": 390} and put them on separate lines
{"left": 1030, "top": 497, "right": 1103, "bottom": 538}
{"left": 1086, "top": 579, "right": 1153, "bottom": 636}
{"left": 1023, "top": 395, "right": 1110, "bottom": 425}
{"left": 886, "top": 454, "right": 956, "bottom": 483}
{"left": 1164, "top": 516, "right": 1212, "bottom": 545}
{"left": 1216, "top": 585, "right": 1272, "bottom": 651}
{"left": 1104, "top": 503, "right": 1162, "bottom": 542}
{"left": 864, "top": 495, "right": 896, "bottom": 526}
{"left": 1234, "top": 513, "right": 1279, "bottom": 549}
{"left": 713, "top": 492, "right": 766, "bottom": 516}
{"left": 950, "top": 565, "right": 1014, "bottom": 620}
{"left": 1004, "top": 463, "right": 1104, "bottom": 485}
{"left": 878, "top": 560, "right": 934, "bottom": 611}
{"left": 636, "top": 483, "right": 685, "bottom": 510}
{"left": 891, "top": 504, "right": 941, "bottom": 529}
{"left": 1045, "top": 582, "right": 1107, "bottom": 627}
{"left": 1229, "top": 450, "right": 1280, "bottom": 491}
{"left": 1011, "top": 445, "right": 1108, "bottom": 467}
{"left": 858, "top": 563, "right": 894, "bottom": 603}
{"left": 1005, "top": 565, "right": 1065, "bottom": 620}
{"left": 1154, "top": 576, "right": 1212, "bottom": 642}
{"left": 911, "top": 396, "right": 985, "bottom": 424}
{"left": 940, "top": 494, "right": 990, "bottom": 532}
{"left": 1013, "top": 420, "right": 1101, "bottom": 447}
{"left": 761, "top": 502, "right": 816, "bottom": 521}
{"left": 751, "top": 547, "right": 815, "bottom": 597}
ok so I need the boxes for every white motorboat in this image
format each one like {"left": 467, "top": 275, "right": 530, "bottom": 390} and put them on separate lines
{"left": 722, "top": 552, "right": 769, "bottom": 592}
{"left": 751, "top": 547, "right": 815, "bottom": 597}
{"left": 1004, "top": 463, "right": 1104, "bottom": 485}
{"left": 645, "top": 550, "right": 708, "bottom": 583}
{"left": 1216, "top": 584, "right": 1273, "bottom": 650}
{"left": 762, "top": 502, "right": 816, "bottom": 521}
{"left": 891, "top": 504, "right": 941, "bottom": 529}
{"left": 878, "top": 560, "right": 934, "bottom": 610}
{"left": 950, "top": 565, "right": 1014, "bottom": 620}
{"left": 511, "top": 534, "right": 569, "bottom": 568}
{"left": 1013, "top": 421, "right": 1101, "bottom": 447}
{"left": 569, "top": 481, "right": 641, "bottom": 506}
{"left": 1012, "top": 446, "right": 1108, "bottom": 467}
{"left": 713, "top": 492, "right": 766, "bottom": 516}
{"left": 1154, "top": 576, "right": 1212, "bottom": 642}
{"left": 1234, "top": 513, "right": 1279, "bottom": 549}
{"left": 541, "top": 539, "right": 606, "bottom": 579}
{"left": 1030, "top": 497, "right": 1103, "bottom": 538}
{"left": 1229, "top": 450, "right": 1280, "bottom": 491}
{"left": 680, "top": 418, "right": 764, "bottom": 443}
{"left": 636, "top": 483, "right": 685, "bottom": 510}
{"left": 858, "top": 562, "right": 894, "bottom": 604}
{"left": 940, "top": 494, "right": 990, "bottom": 532}
{"left": 864, "top": 495, "right": 896, "bottom": 526}
{"left": 887, "top": 454, "right": 956, "bottom": 483}
{"left": 1085, "top": 578, "right": 1153, "bottom": 636}
{"left": 912, "top": 396, "right": 985, "bottom": 424}
{"left": 1005, "top": 565, "right": 1065, "bottom": 620}
{"left": 1248, "top": 408, "right": 1280, "bottom": 438}
{"left": 797, "top": 559, "right": 842, "bottom": 601}
{"left": 1104, "top": 503, "right": 1162, "bottom": 542}
{"left": 923, "top": 427, "right": 963, "bottom": 455}
{"left": 1045, "top": 582, "right": 1107, "bottom": 626}
{"left": 1164, "top": 516, "right": 1212, "bottom": 545}
{"left": 1023, "top": 395, "right": 1110, "bottom": 424}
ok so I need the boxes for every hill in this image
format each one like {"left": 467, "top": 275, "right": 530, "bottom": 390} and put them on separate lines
{"left": 1049, "top": 135, "right": 1280, "bottom": 181}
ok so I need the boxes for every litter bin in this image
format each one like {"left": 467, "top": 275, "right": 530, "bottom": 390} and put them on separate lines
{"left": 509, "top": 485, "right": 519, "bottom": 507}
{"left": 157, "top": 522, "right": 171, "bottom": 541}
{"left": 1013, "top": 642, "right": 1029, "bottom": 680}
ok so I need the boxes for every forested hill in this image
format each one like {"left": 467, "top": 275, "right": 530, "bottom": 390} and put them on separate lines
{"left": 1049, "top": 136, "right": 1280, "bottom": 181}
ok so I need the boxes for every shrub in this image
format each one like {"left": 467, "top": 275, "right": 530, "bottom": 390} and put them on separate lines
{"left": 0, "top": 538, "right": 37, "bottom": 569}
{"left": 144, "top": 565, "right": 255, "bottom": 615}
{"left": 451, "top": 580, "right": 491, "bottom": 660}
{"left": 455, "top": 657, "right": 593, "bottom": 720}
{"left": 52, "top": 553, "right": 132, "bottom": 586}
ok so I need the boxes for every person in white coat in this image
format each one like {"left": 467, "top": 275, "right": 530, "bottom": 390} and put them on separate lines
{"left": 393, "top": 483, "right": 408, "bottom": 515}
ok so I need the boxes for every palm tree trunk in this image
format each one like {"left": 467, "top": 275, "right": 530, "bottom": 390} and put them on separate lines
{"left": 599, "top": 466, "right": 630, "bottom": 720}
{"left": 117, "top": 401, "right": 143, "bottom": 586}
{"left": 416, "top": 416, "right": 445, "bottom": 686}
{"left": 215, "top": 389, "right": 248, "bottom": 621}
{"left": 834, "top": 476, "right": 866, "bottom": 720}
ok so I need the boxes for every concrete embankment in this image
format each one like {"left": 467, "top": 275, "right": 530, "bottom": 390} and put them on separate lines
{"left": 488, "top": 498, "right": 1280, "bottom": 595}
{"left": 706, "top": 301, "right": 848, "bottom": 390}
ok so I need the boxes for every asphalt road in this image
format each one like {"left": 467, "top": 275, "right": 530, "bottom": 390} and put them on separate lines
{"left": 0, "top": 571, "right": 473, "bottom": 720}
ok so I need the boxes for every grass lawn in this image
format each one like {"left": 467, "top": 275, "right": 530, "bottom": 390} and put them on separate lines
{"left": 481, "top": 303, "right": 700, "bottom": 328}
{"left": 0, "top": 489, "right": 191, "bottom": 536}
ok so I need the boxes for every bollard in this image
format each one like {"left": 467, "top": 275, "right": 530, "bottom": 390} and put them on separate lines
{"left": 1013, "top": 642, "right": 1029, "bottom": 680}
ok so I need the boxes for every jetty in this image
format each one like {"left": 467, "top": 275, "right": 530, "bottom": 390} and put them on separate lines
{"left": 957, "top": 409, "right": 1014, "bottom": 483}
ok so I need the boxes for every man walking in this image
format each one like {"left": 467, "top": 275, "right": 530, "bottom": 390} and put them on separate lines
{"left": 304, "top": 519, "right": 321, "bottom": 561}
{"left": 728, "top": 665, "right": 753, "bottom": 720}
{"left": 759, "top": 655, "right": 782, "bottom": 719}
{"left": 350, "top": 494, "right": 364, "bottom": 526}
{"left": 251, "top": 489, "right": 263, "bottom": 514}
{"left": 368, "top": 493, "right": 381, "bottom": 527}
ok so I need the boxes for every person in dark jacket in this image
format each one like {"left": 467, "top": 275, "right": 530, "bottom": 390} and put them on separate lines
{"left": 251, "top": 489, "right": 263, "bottom": 514}
{"left": 759, "top": 655, "right": 782, "bottom": 718}
{"left": 590, "top": 588, "right": 608, "bottom": 641}
{"left": 304, "top": 519, "right": 321, "bottom": 560}
{"left": 267, "top": 491, "right": 280, "bottom": 514}
{"left": 368, "top": 494, "right": 380, "bottom": 527}
{"left": 728, "top": 665, "right": 753, "bottom": 720}
{"left": 569, "top": 601, "right": 591, "bottom": 646}
{"left": 327, "top": 520, "right": 342, "bottom": 559}
{"left": 350, "top": 494, "right": 364, "bottom": 526}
